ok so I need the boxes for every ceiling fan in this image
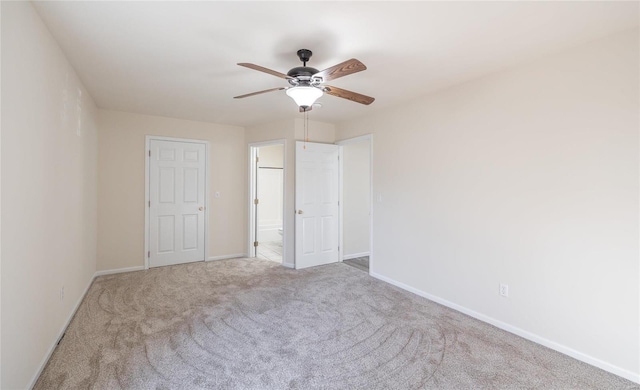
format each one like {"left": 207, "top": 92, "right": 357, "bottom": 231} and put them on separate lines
{"left": 234, "top": 49, "right": 375, "bottom": 111}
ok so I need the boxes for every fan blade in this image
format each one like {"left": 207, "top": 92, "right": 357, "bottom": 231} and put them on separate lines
{"left": 238, "top": 63, "right": 293, "bottom": 80}
{"left": 324, "top": 86, "right": 375, "bottom": 105}
{"left": 234, "top": 87, "right": 284, "bottom": 99}
{"left": 314, "top": 59, "right": 366, "bottom": 82}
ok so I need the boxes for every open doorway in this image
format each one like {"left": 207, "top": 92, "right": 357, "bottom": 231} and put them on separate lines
{"left": 249, "top": 141, "right": 285, "bottom": 264}
{"left": 338, "top": 135, "right": 372, "bottom": 273}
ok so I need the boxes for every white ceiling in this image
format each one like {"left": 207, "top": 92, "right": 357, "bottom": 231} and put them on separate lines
{"left": 34, "top": 1, "right": 638, "bottom": 127}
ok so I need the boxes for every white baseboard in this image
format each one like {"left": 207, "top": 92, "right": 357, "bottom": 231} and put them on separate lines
{"left": 343, "top": 252, "right": 370, "bottom": 260}
{"left": 207, "top": 253, "right": 246, "bottom": 261}
{"left": 282, "top": 262, "right": 295, "bottom": 269}
{"left": 94, "top": 266, "right": 144, "bottom": 277}
{"left": 28, "top": 273, "right": 95, "bottom": 389}
{"left": 370, "top": 271, "right": 640, "bottom": 384}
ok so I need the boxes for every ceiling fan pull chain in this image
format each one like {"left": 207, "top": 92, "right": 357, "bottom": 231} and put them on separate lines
{"left": 304, "top": 109, "right": 309, "bottom": 149}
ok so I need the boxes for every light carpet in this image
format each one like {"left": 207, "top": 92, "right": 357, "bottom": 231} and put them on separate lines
{"left": 35, "top": 258, "right": 636, "bottom": 389}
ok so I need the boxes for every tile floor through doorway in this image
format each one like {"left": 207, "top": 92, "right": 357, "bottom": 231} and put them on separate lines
{"left": 257, "top": 240, "right": 282, "bottom": 263}
{"left": 343, "top": 256, "right": 369, "bottom": 272}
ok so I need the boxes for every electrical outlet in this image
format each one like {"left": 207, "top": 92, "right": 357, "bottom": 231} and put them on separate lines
{"left": 60, "top": 286, "right": 65, "bottom": 301}
{"left": 499, "top": 283, "right": 509, "bottom": 298}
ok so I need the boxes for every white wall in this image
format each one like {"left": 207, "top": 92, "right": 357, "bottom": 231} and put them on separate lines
{"left": 336, "top": 30, "right": 639, "bottom": 381}
{"left": 257, "top": 145, "right": 284, "bottom": 242}
{"left": 257, "top": 144, "right": 284, "bottom": 228}
{"left": 342, "top": 140, "right": 371, "bottom": 257}
{"left": 1, "top": 2, "right": 99, "bottom": 388}
{"left": 97, "top": 109, "right": 246, "bottom": 270}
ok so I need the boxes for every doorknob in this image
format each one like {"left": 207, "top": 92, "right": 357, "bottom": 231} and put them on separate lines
{"left": 199, "top": 206, "right": 204, "bottom": 211}
{"left": 298, "top": 210, "right": 303, "bottom": 214}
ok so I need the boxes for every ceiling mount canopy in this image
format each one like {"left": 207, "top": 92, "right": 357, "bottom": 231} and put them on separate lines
{"left": 234, "top": 49, "right": 375, "bottom": 110}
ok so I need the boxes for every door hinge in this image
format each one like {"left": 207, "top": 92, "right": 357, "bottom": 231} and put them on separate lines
{"left": 147, "top": 251, "right": 150, "bottom": 258}
{"left": 254, "top": 241, "right": 259, "bottom": 247}
{"left": 256, "top": 156, "right": 259, "bottom": 163}
{"left": 254, "top": 199, "right": 259, "bottom": 205}
{"left": 148, "top": 150, "right": 151, "bottom": 157}
{"left": 148, "top": 200, "right": 151, "bottom": 207}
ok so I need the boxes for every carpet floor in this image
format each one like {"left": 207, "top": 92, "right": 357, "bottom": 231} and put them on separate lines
{"left": 35, "top": 258, "right": 636, "bottom": 389}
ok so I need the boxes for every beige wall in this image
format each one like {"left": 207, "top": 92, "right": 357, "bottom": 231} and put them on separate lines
{"left": 342, "top": 139, "right": 371, "bottom": 257}
{"left": 336, "top": 30, "right": 639, "bottom": 379}
{"left": 97, "top": 109, "right": 246, "bottom": 271}
{"left": 258, "top": 144, "right": 284, "bottom": 169}
{"left": 294, "top": 118, "right": 336, "bottom": 143}
{"left": 1, "top": 2, "right": 99, "bottom": 388}
{"left": 246, "top": 118, "right": 336, "bottom": 267}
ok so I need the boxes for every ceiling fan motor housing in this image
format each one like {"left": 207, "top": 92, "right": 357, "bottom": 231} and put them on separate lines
{"left": 288, "top": 49, "right": 320, "bottom": 86}
{"left": 287, "top": 66, "right": 320, "bottom": 84}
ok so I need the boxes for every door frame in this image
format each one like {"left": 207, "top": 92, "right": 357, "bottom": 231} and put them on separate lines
{"left": 247, "top": 139, "right": 287, "bottom": 265}
{"left": 144, "top": 135, "right": 210, "bottom": 269}
{"left": 335, "top": 134, "right": 374, "bottom": 274}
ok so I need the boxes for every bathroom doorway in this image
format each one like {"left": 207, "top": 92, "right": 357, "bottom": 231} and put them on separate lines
{"left": 249, "top": 141, "right": 285, "bottom": 264}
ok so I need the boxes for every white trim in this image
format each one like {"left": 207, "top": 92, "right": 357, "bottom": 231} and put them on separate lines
{"left": 207, "top": 253, "right": 246, "bottom": 261}
{"left": 343, "top": 252, "right": 370, "bottom": 260}
{"left": 145, "top": 137, "right": 150, "bottom": 269}
{"left": 28, "top": 274, "right": 95, "bottom": 389}
{"left": 282, "top": 262, "right": 295, "bottom": 269}
{"left": 144, "top": 135, "right": 209, "bottom": 270}
{"left": 247, "top": 139, "right": 287, "bottom": 265}
{"left": 370, "top": 271, "right": 640, "bottom": 384}
{"left": 338, "top": 146, "right": 344, "bottom": 263}
{"left": 282, "top": 141, "right": 288, "bottom": 267}
{"left": 94, "top": 266, "right": 145, "bottom": 277}
{"left": 336, "top": 134, "right": 374, "bottom": 275}
{"left": 247, "top": 146, "right": 257, "bottom": 257}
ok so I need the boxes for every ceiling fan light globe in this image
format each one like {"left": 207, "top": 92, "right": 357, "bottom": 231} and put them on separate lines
{"left": 286, "top": 86, "right": 323, "bottom": 108}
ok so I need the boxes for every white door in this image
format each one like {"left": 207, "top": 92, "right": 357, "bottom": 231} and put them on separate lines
{"left": 149, "top": 139, "right": 206, "bottom": 268}
{"left": 295, "top": 141, "right": 341, "bottom": 269}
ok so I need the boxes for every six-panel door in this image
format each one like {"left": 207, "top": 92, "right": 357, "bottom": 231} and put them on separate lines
{"left": 149, "top": 140, "right": 206, "bottom": 267}
{"left": 295, "top": 141, "right": 340, "bottom": 269}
